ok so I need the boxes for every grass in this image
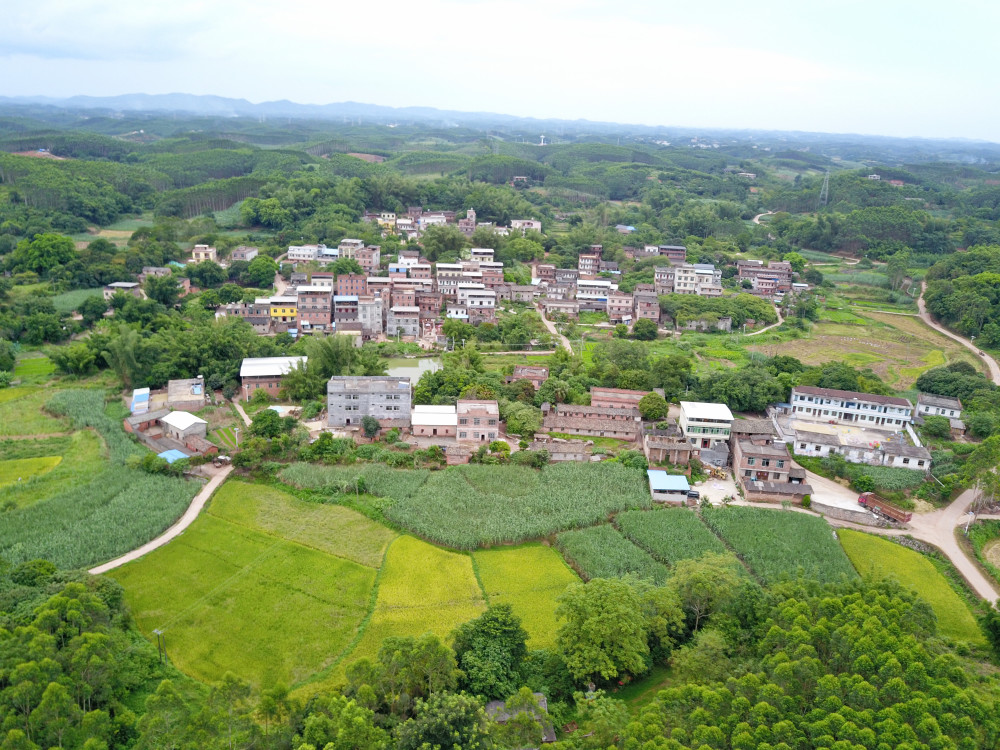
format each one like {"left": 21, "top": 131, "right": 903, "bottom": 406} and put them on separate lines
{"left": 50, "top": 288, "right": 103, "bottom": 314}
{"left": 556, "top": 525, "right": 669, "bottom": 584}
{"left": 473, "top": 544, "right": 579, "bottom": 648}
{"left": 615, "top": 508, "right": 729, "bottom": 565}
{"left": 0, "top": 387, "right": 70, "bottom": 436}
{"left": 209, "top": 481, "right": 397, "bottom": 568}
{"left": 0, "top": 455, "right": 61, "bottom": 487}
{"left": 967, "top": 520, "right": 1000, "bottom": 586}
{"left": 13, "top": 356, "right": 56, "bottom": 383}
{"left": 341, "top": 536, "right": 486, "bottom": 665}
{"left": 212, "top": 425, "right": 238, "bottom": 450}
{"left": 111, "top": 513, "right": 375, "bottom": 689}
{"left": 702, "top": 506, "right": 857, "bottom": 585}
{"left": 546, "top": 431, "right": 625, "bottom": 451}
{"left": 838, "top": 530, "right": 984, "bottom": 644}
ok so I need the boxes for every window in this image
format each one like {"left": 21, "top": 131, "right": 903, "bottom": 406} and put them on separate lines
{"left": 761, "top": 459, "right": 770, "bottom": 467}
{"left": 744, "top": 470, "right": 752, "bottom": 477}
{"left": 746, "top": 458, "right": 755, "bottom": 466}
{"left": 459, "top": 418, "right": 468, "bottom": 425}
{"left": 473, "top": 418, "right": 481, "bottom": 426}
{"left": 799, "top": 443, "right": 806, "bottom": 449}
{"left": 777, "top": 460, "right": 785, "bottom": 468}
{"left": 459, "top": 431, "right": 467, "bottom": 438}
{"left": 918, "top": 460, "right": 925, "bottom": 467}
{"left": 902, "top": 458, "right": 910, "bottom": 465}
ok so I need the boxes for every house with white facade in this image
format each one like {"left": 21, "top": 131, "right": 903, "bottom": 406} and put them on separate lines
{"left": 790, "top": 386, "right": 913, "bottom": 429}
{"left": 679, "top": 401, "right": 734, "bottom": 449}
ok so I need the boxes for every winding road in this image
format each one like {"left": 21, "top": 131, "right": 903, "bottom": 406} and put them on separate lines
{"left": 536, "top": 303, "right": 574, "bottom": 352}
{"left": 88, "top": 465, "right": 233, "bottom": 575}
{"left": 918, "top": 282, "right": 1000, "bottom": 385}
{"left": 745, "top": 307, "right": 784, "bottom": 337}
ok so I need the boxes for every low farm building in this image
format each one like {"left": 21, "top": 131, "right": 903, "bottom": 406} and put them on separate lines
{"left": 541, "top": 403, "right": 641, "bottom": 441}
{"left": 507, "top": 365, "right": 549, "bottom": 390}
{"left": 590, "top": 387, "right": 648, "bottom": 409}
{"left": 529, "top": 437, "right": 591, "bottom": 462}
{"left": 643, "top": 430, "right": 693, "bottom": 465}
{"left": 411, "top": 404, "right": 457, "bottom": 438}
{"left": 167, "top": 377, "right": 207, "bottom": 411}
{"left": 647, "top": 470, "right": 691, "bottom": 504}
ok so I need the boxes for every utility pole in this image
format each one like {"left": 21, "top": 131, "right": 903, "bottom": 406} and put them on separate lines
{"left": 153, "top": 629, "right": 166, "bottom": 664}
{"left": 817, "top": 170, "right": 830, "bottom": 209}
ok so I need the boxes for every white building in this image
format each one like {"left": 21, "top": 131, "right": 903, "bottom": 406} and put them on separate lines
{"left": 916, "top": 393, "right": 962, "bottom": 420}
{"left": 287, "top": 244, "right": 325, "bottom": 263}
{"left": 679, "top": 401, "right": 735, "bottom": 449}
{"left": 673, "top": 264, "right": 722, "bottom": 296}
{"left": 790, "top": 386, "right": 913, "bottom": 429}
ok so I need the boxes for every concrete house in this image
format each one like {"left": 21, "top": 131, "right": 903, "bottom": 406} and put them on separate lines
{"left": 167, "top": 377, "right": 207, "bottom": 411}
{"left": 508, "top": 365, "right": 549, "bottom": 390}
{"left": 917, "top": 393, "right": 962, "bottom": 419}
{"left": 679, "top": 401, "right": 734, "bottom": 449}
{"left": 647, "top": 470, "right": 691, "bottom": 504}
{"left": 327, "top": 376, "right": 412, "bottom": 428}
{"left": 190, "top": 244, "right": 217, "bottom": 263}
{"left": 790, "top": 386, "right": 913, "bottom": 429}
{"left": 160, "top": 410, "right": 208, "bottom": 443}
{"left": 387, "top": 306, "right": 421, "bottom": 337}
{"left": 457, "top": 400, "right": 500, "bottom": 442}
{"left": 230, "top": 245, "right": 259, "bottom": 262}
{"left": 103, "top": 281, "right": 142, "bottom": 301}
{"left": 297, "top": 286, "right": 333, "bottom": 329}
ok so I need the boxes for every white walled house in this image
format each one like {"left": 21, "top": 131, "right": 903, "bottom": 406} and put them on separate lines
{"left": 790, "top": 386, "right": 913, "bottom": 429}
{"left": 679, "top": 401, "right": 734, "bottom": 449}
{"left": 917, "top": 393, "right": 962, "bottom": 419}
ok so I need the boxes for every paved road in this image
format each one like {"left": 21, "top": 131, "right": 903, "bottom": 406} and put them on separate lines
{"left": 89, "top": 465, "right": 233, "bottom": 575}
{"left": 919, "top": 281, "right": 1000, "bottom": 384}
{"left": 232, "top": 398, "right": 252, "bottom": 426}
{"left": 536, "top": 304, "right": 573, "bottom": 351}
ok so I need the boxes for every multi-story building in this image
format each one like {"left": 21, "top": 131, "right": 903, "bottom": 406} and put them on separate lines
{"left": 366, "top": 277, "right": 392, "bottom": 298}
{"left": 510, "top": 219, "right": 542, "bottom": 233}
{"left": 287, "top": 244, "right": 324, "bottom": 263}
{"left": 470, "top": 247, "right": 495, "bottom": 261}
{"left": 268, "top": 296, "right": 297, "bottom": 325}
{"left": 607, "top": 291, "right": 634, "bottom": 323}
{"left": 536, "top": 264, "right": 557, "bottom": 283}
{"left": 673, "top": 264, "right": 723, "bottom": 296}
{"left": 333, "top": 295, "right": 359, "bottom": 324}
{"left": 217, "top": 298, "right": 271, "bottom": 332}
{"left": 458, "top": 209, "right": 478, "bottom": 236}
{"left": 466, "top": 289, "right": 497, "bottom": 323}
{"left": 336, "top": 274, "right": 367, "bottom": 297}
{"left": 456, "top": 399, "right": 500, "bottom": 442}
{"left": 633, "top": 292, "right": 660, "bottom": 322}
{"left": 435, "top": 263, "right": 464, "bottom": 298}
{"left": 416, "top": 291, "right": 443, "bottom": 318}
{"left": 392, "top": 288, "right": 417, "bottom": 309}
{"left": 387, "top": 306, "right": 421, "bottom": 337}
{"left": 410, "top": 263, "right": 433, "bottom": 280}
{"left": 737, "top": 260, "right": 793, "bottom": 291}
{"left": 190, "top": 244, "right": 217, "bottom": 263}
{"left": 240, "top": 356, "right": 307, "bottom": 400}
{"left": 554, "top": 268, "right": 579, "bottom": 284}
{"left": 578, "top": 253, "right": 599, "bottom": 276}
{"left": 540, "top": 299, "right": 579, "bottom": 319}
{"left": 230, "top": 245, "right": 259, "bottom": 262}
{"left": 479, "top": 262, "right": 505, "bottom": 288}
{"left": 654, "top": 266, "right": 676, "bottom": 294}
{"left": 327, "top": 376, "right": 411, "bottom": 428}
{"left": 311, "top": 272, "right": 334, "bottom": 289}
{"left": 296, "top": 286, "right": 332, "bottom": 330}
{"left": 356, "top": 245, "right": 381, "bottom": 273}
{"left": 576, "top": 279, "right": 616, "bottom": 311}
{"left": 337, "top": 239, "right": 365, "bottom": 258}
{"left": 657, "top": 245, "right": 687, "bottom": 265}
{"left": 790, "top": 386, "right": 913, "bottom": 429}
{"left": 358, "top": 296, "right": 384, "bottom": 337}
{"left": 679, "top": 401, "right": 735, "bottom": 449}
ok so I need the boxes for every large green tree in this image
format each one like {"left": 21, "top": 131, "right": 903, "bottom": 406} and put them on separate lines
{"left": 452, "top": 604, "right": 529, "bottom": 700}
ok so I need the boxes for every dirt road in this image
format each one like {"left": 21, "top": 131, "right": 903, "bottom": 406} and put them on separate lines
{"left": 89, "top": 465, "right": 233, "bottom": 575}
{"left": 752, "top": 211, "right": 774, "bottom": 225}
{"left": 744, "top": 307, "right": 784, "bottom": 337}
{"left": 919, "top": 282, "right": 1000, "bottom": 385}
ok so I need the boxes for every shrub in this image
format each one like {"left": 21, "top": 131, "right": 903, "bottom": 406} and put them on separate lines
{"left": 852, "top": 475, "right": 876, "bottom": 493}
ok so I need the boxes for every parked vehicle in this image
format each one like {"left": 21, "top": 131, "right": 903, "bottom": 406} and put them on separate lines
{"left": 858, "top": 492, "right": 912, "bottom": 523}
{"left": 687, "top": 490, "right": 700, "bottom": 500}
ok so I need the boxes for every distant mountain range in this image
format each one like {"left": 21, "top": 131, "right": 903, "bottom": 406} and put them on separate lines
{"left": 0, "top": 92, "right": 650, "bottom": 132}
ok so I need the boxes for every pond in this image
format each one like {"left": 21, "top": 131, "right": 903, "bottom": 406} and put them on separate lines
{"left": 384, "top": 357, "right": 442, "bottom": 379}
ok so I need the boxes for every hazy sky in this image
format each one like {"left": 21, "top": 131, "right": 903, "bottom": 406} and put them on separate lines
{"left": 2, "top": 0, "right": 997, "bottom": 140}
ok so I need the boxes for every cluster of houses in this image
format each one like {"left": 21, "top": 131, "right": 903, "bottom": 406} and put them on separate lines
{"left": 360, "top": 206, "right": 542, "bottom": 242}
{"left": 123, "top": 376, "right": 218, "bottom": 463}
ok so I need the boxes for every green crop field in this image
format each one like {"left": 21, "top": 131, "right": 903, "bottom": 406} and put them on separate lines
{"left": 209, "top": 481, "right": 397, "bottom": 567}
{"left": 839, "top": 530, "right": 984, "bottom": 643}
{"left": 0, "top": 455, "right": 61, "bottom": 487}
{"left": 702, "top": 506, "right": 857, "bottom": 585}
{"left": 0, "top": 431, "right": 103, "bottom": 508}
{"left": 474, "top": 544, "right": 578, "bottom": 648}
{"left": 212, "top": 426, "right": 238, "bottom": 450}
{"left": 0, "top": 387, "right": 70, "bottom": 436}
{"left": 112, "top": 513, "right": 375, "bottom": 689}
{"left": 50, "top": 288, "right": 103, "bottom": 314}
{"left": 280, "top": 462, "right": 430, "bottom": 501}
{"left": 384, "top": 463, "right": 651, "bottom": 548}
{"left": 556, "top": 525, "right": 668, "bottom": 583}
{"left": 616, "top": 508, "right": 729, "bottom": 565}
{"left": 0, "top": 390, "right": 199, "bottom": 568}
{"left": 341, "top": 535, "right": 486, "bottom": 665}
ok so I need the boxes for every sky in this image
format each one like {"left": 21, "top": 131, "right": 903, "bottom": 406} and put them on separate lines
{"left": 1, "top": 0, "right": 998, "bottom": 141}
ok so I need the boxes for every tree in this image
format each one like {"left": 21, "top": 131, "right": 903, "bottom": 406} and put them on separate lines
{"left": 245, "top": 255, "right": 278, "bottom": 288}
{"left": 144, "top": 274, "right": 180, "bottom": 306}
{"left": 250, "top": 407, "right": 283, "bottom": 438}
{"left": 420, "top": 224, "right": 467, "bottom": 262}
{"left": 452, "top": 604, "right": 528, "bottom": 700}
{"left": 631, "top": 318, "right": 658, "bottom": 340}
{"left": 556, "top": 578, "right": 649, "bottom": 683}
{"left": 804, "top": 267, "right": 824, "bottom": 286}
{"left": 852, "top": 474, "right": 876, "bottom": 493}
{"left": 78, "top": 296, "right": 109, "bottom": 327}
{"left": 51, "top": 342, "right": 97, "bottom": 376}
{"left": 922, "top": 415, "right": 951, "bottom": 438}
{"left": 638, "top": 392, "right": 668, "bottom": 420}
{"left": 8, "top": 233, "right": 76, "bottom": 275}
{"left": 30, "top": 682, "right": 80, "bottom": 749}
{"left": 502, "top": 401, "right": 542, "bottom": 437}
{"left": 361, "top": 415, "right": 380, "bottom": 438}
{"left": 101, "top": 325, "right": 142, "bottom": 388}
{"left": 782, "top": 251, "right": 806, "bottom": 273}
{"left": 279, "top": 360, "right": 324, "bottom": 402}
{"left": 0, "top": 338, "right": 15, "bottom": 372}
{"left": 668, "top": 552, "right": 742, "bottom": 631}
{"left": 495, "top": 688, "right": 553, "bottom": 750}
{"left": 396, "top": 692, "right": 491, "bottom": 750}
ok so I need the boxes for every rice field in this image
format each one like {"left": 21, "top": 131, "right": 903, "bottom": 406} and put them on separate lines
{"left": 50, "top": 288, "right": 103, "bottom": 314}
{"left": 111, "top": 513, "right": 375, "bottom": 689}
{"left": 556, "top": 525, "right": 669, "bottom": 584}
{"left": 0, "top": 387, "right": 70, "bottom": 436}
{"left": 701, "top": 506, "right": 857, "bottom": 585}
{"left": 473, "top": 544, "right": 579, "bottom": 648}
{"left": 0, "top": 455, "right": 62, "bottom": 487}
{"left": 616, "top": 508, "right": 729, "bottom": 565}
{"left": 209, "top": 481, "right": 396, "bottom": 567}
{"left": 0, "top": 432, "right": 103, "bottom": 508}
{"left": 342, "top": 535, "right": 486, "bottom": 665}
{"left": 12, "top": 356, "right": 56, "bottom": 382}
{"left": 839, "top": 530, "right": 983, "bottom": 643}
